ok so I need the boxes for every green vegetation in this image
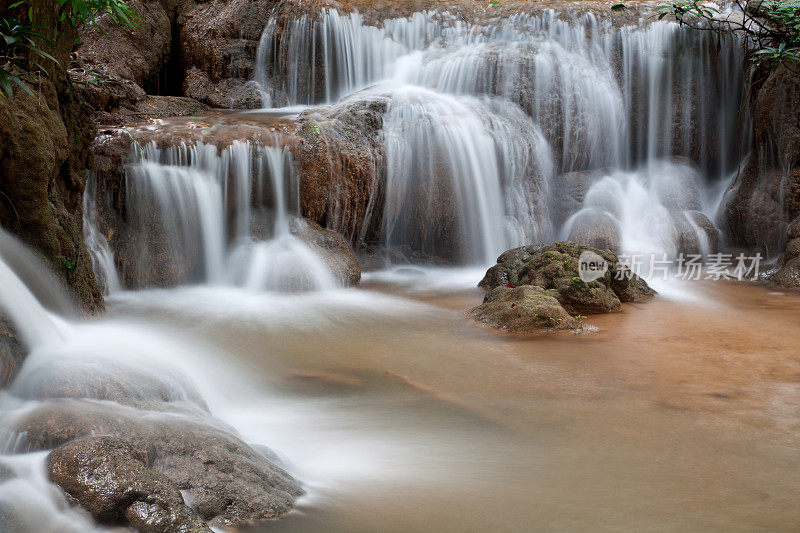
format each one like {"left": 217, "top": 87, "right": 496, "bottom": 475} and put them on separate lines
{"left": 1, "top": 0, "right": 137, "bottom": 99}
{"left": 656, "top": 0, "right": 800, "bottom": 70}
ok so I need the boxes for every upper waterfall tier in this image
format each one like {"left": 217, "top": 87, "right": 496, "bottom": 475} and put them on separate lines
{"left": 256, "top": 8, "right": 746, "bottom": 178}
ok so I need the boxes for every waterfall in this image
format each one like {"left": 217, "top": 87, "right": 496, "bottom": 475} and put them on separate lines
{"left": 83, "top": 173, "right": 121, "bottom": 295}
{"left": 0, "top": 230, "right": 68, "bottom": 347}
{"left": 255, "top": 7, "right": 747, "bottom": 265}
{"left": 381, "top": 85, "right": 553, "bottom": 265}
{"left": 112, "top": 139, "right": 336, "bottom": 291}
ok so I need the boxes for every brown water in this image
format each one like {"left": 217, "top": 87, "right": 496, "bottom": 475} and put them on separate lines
{"left": 112, "top": 280, "right": 800, "bottom": 532}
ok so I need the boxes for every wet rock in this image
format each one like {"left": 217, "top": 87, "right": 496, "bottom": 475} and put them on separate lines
{"left": 293, "top": 94, "right": 388, "bottom": 248}
{"left": 673, "top": 210, "right": 719, "bottom": 256}
{"left": 724, "top": 65, "right": 800, "bottom": 256}
{"left": 788, "top": 218, "right": 800, "bottom": 242}
{"left": 551, "top": 169, "right": 607, "bottom": 228}
{"left": 72, "top": 0, "right": 172, "bottom": 118}
{"left": 10, "top": 360, "right": 208, "bottom": 410}
{"left": 783, "top": 238, "right": 800, "bottom": 262}
{"left": 478, "top": 245, "right": 549, "bottom": 291}
{"left": 180, "top": 0, "right": 275, "bottom": 108}
{"left": 0, "top": 74, "right": 102, "bottom": 312}
{"left": 566, "top": 210, "right": 620, "bottom": 253}
{"left": 292, "top": 219, "right": 361, "bottom": 286}
{"left": 468, "top": 285, "right": 579, "bottom": 333}
{"left": 480, "top": 241, "right": 656, "bottom": 314}
{"left": 0, "top": 318, "right": 25, "bottom": 389}
{"left": 17, "top": 400, "right": 303, "bottom": 527}
{"left": 769, "top": 256, "right": 800, "bottom": 289}
{"left": 47, "top": 436, "right": 211, "bottom": 533}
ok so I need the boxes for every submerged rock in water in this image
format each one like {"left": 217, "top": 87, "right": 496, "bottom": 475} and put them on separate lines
{"left": 292, "top": 219, "right": 362, "bottom": 286}
{"left": 478, "top": 241, "right": 656, "bottom": 321}
{"left": 17, "top": 400, "right": 303, "bottom": 528}
{"left": 469, "top": 286, "right": 579, "bottom": 333}
{"left": 47, "top": 436, "right": 211, "bottom": 533}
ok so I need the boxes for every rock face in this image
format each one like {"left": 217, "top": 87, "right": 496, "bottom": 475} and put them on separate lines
{"left": 47, "top": 436, "right": 211, "bottom": 533}
{"left": 469, "top": 285, "right": 579, "bottom": 333}
{"left": 0, "top": 1, "right": 103, "bottom": 313}
{"left": 293, "top": 95, "right": 388, "bottom": 248}
{"left": 725, "top": 65, "right": 800, "bottom": 260}
{"left": 474, "top": 242, "right": 656, "bottom": 333}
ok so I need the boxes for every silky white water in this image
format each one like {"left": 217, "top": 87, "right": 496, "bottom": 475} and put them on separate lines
{"left": 116, "top": 139, "right": 337, "bottom": 291}
{"left": 255, "top": 7, "right": 747, "bottom": 267}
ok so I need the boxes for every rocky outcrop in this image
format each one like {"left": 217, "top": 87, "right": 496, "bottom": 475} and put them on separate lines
{"left": 71, "top": 0, "right": 171, "bottom": 115}
{"left": 469, "top": 285, "right": 579, "bottom": 333}
{"left": 293, "top": 94, "right": 388, "bottom": 247}
{"left": 479, "top": 241, "right": 656, "bottom": 314}
{"left": 180, "top": 0, "right": 274, "bottom": 108}
{"left": 725, "top": 65, "right": 800, "bottom": 260}
{"left": 47, "top": 436, "right": 211, "bottom": 533}
{"left": 0, "top": 1, "right": 103, "bottom": 313}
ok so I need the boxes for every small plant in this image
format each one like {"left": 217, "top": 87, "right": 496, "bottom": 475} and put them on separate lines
{"left": 656, "top": 0, "right": 800, "bottom": 72}
{"left": 488, "top": 0, "right": 500, "bottom": 6}
{"left": 59, "top": 255, "right": 76, "bottom": 271}
{"left": 611, "top": 2, "right": 627, "bottom": 11}
{"left": 0, "top": 14, "right": 57, "bottom": 98}
{"left": 575, "top": 315, "right": 588, "bottom": 331}
{"left": 309, "top": 123, "right": 321, "bottom": 134}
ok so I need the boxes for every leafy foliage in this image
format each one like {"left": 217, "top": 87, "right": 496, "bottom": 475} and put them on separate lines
{"left": 52, "top": 0, "right": 137, "bottom": 29}
{"left": 656, "top": 0, "right": 800, "bottom": 70}
{"left": 0, "top": 14, "right": 56, "bottom": 98}
{"left": 0, "top": 0, "right": 137, "bottom": 99}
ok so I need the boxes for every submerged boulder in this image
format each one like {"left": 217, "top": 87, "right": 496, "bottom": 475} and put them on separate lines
{"left": 469, "top": 286, "right": 579, "bottom": 333}
{"left": 292, "top": 219, "right": 362, "bottom": 286}
{"left": 47, "top": 436, "right": 211, "bottom": 533}
{"left": 476, "top": 242, "right": 656, "bottom": 331}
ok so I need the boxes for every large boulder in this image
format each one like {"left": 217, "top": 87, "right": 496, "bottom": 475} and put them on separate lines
{"left": 17, "top": 400, "right": 303, "bottom": 527}
{"left": 480, "top": 241, "right": 656, "bottom": 315}
{"left": 47, "top": 436, "right": 211, "bottom": 533}
{"left": 566, "top": 210, "right": 621, "bottom": 253}
{"left": 291, "top": 219, "right": 361, "bottom": 286}
{"left": 71, "top": 0, "right": 171, "bottom": 115}
{"left": 293, "top": 94, "right": 388, "bottom": 248}
{"left": 468, "top": 285, "right": 579, "bottom": 333}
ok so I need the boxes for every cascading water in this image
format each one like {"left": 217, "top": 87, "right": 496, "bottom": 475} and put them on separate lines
{"left": 255, "top": 7, "right": 748, "bottom": 267}
{"left": 115, "top": 139, "right": 336, "bottom": 291}
{"left": 381, "top": 85, "right": 553, "bottom": 265}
